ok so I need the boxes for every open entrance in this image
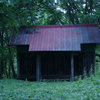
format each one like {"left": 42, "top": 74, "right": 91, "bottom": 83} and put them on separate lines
{"left": 18, "top": 53, "right": 36, "bottom": 80}
{"left": 74, "top": 53, "right": 83, "bottom": 76}
{"left": 41, "top": 54, "right": 71, "bottom": 80}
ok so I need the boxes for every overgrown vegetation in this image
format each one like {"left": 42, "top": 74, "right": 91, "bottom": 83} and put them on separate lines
{"left": 0, "top": 67, "right": 100, "bottom": 99}
{"left": 0, "top": 0, "right": 100, "bottom": 99}
{"left": 0, "top": 0, "right": 100, "bottom": 78}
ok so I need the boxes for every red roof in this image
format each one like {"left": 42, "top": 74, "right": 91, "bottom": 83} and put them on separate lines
{"left": 9, "top": 24, "right": 100, "bottom": 51}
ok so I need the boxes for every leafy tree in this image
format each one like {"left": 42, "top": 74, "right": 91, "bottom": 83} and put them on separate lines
{"left": 0, "top": 0, "right": 100, "bottom": 78}
{"left": 0, "top": 0, "right": 48, "bottom": 78}
{"left": 53, "top": 0, "right": 100, "bottom": 25}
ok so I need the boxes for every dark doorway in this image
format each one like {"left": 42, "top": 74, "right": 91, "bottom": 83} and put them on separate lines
{"left": 19, "top": 53, "right": 36, "bottom": 80}
{"left": 41, "top": 54, "right": 71, "bottom": 79}
{"left": 74, "top": 53, "right": 83, "bottom": 76}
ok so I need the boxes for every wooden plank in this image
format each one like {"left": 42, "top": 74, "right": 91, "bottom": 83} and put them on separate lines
{"left": 55, "top": 56, "right": 57, "bottom": 74}
{"left": 25, "top": 54, "right": 28, "bottom": 75}
{"left": 71, "top": 52, "right": 74, "bottom": 81}
{"left": 40, "top": 79, "right": 70, "bottom": 81}
{"left": 48, "top": 56, "right": 52, "bottom": 74}
{"left": 64, "top": 56, "right": 66, "bottom": 74}
{"left": 36, "top": 55, "right": 40, "bottom": 81}
{"left": 39, "top": 56, "right": 41, "bottom": 80}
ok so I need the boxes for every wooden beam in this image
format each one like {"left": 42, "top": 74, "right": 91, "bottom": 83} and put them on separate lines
{"left": 25, "top": 54, "right": 28, "bottom": 75}
{"left": 36, "top": 55, "right": 40, "bottom": 81}
{"left": 39, "top": 56, "right": 41, "bottom": 80}
{"left": 71, "top": 52, "right": 74, "bottom": 81}
{"left": 55, "top": 56, "right": 57, "bottom": 74}
{"left": 64, "top": 56, "right": 66, "bottom": 74}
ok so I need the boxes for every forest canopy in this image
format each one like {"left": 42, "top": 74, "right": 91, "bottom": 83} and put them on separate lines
{"left": 0, "top": 0, "right": 100, "bottom": 78}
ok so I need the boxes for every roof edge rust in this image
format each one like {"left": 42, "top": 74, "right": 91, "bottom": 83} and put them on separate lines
{"left": 20, "top": 24, "right": 99, "bottom": 29}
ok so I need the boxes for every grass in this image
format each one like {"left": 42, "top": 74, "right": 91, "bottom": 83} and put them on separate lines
{"left": 0, "top": 77, "right": 100, "bottom": 99}
{"left": 0, "top": 68, "right": 100, "bottom": 100}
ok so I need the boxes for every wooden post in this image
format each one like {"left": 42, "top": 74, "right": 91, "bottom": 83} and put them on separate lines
{"left": 55, "top": 56, "right": 57, "bottom": 74}
{"left": 25, "top": 54, "right": 28, "bottom": 75}
{"left": 17, "top": 53, "right": 19, "bottom": 78}
{"left": 94, "top": 52, "right": 96, "bottom": 76}
{"left": 36, "top": 55, "right": 40, "bottom": 81}
{"left": 71, "top": 52, "right": 74, "bottom": 81}
{"left": 64, "top": 56, "right": 66, "bottom": 74}
{"left": 39, "top": 56, "right": 41, "bottom": 81}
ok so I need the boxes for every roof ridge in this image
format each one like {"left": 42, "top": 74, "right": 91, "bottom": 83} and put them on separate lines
{"left": 20, "top": 24, "right": 98, "bottom": 28}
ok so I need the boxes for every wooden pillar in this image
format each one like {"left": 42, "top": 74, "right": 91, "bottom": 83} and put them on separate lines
{"left": 55, "top": 56, "right": 57, "bottom": 74}
{"left": 36, "top": 55, "right": 41, "bottom": 81}
{"left": 64, "top": 56, "right": 66, "bottom": 74}
{"left": 39, "top": 57, "right": 41, "bottom": 80}
{"left": 71, "top": 52, "right": 74, "bottom": 81}
{"left": 25, "top": 54, "right": 28, "bottom": 75}
{"left": 94, "top": 52, "right": 96, "bottom": 76}
{"left": 17, "top": 53, "right": 19, "bottom": 78}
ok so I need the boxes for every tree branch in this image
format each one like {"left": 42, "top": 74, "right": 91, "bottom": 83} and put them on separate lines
{"left": 48, "top": 8, "right": 64, "bottom": 25}
{"left": 64, "top": 1, "right": 75, "bottom": 24}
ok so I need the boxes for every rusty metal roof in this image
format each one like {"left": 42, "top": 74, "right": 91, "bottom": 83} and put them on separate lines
{"left": 9, "top": 24, "right": 100, "bottom": 51}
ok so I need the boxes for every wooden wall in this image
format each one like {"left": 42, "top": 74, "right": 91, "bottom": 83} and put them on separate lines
{"left": 17, "top": 44, "right": 96, "bottom": 81}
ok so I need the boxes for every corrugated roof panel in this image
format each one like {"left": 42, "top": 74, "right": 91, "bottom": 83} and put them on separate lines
{"left": 60, "top": 28, "right": 64, "bottom": 50}
{"left": 82, "top": 27, "right": 88, "bottom": 43}
{"left": 88, "top": 27, "right": 98, "bottom": 43}
{"left": 63, "top": 28, "right": 66, "bottom": 51}
{"left": 9, "top": 24, "right": 100, "bottom": 51}
{"left": 76, "top": 27, "right": 81, "bottom": 50}
{"left": 65, "top": 27, "right": 69, "bottom": 51}
{"left": 72, "top": 28, "right": 76, "bottom": 50}
{"left": 42, "top": 28, "right": 47, "bottom": 51}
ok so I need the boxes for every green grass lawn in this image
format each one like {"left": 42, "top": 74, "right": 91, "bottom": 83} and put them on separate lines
{"left": 0, "top": 75, "right": 100, "bottom": 100}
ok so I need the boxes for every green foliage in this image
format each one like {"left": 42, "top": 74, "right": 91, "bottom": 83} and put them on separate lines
{"left": 0, "top": 0, "right": 100, "bottom": 79}
{"left": 57, "top": 0, "right": 100, "bottom": 25}
{"left": 0, "top": 73, "right": 100, "bottom": 100}
{"left": 0, "top": 0, "right": 48, "bottom": 78}
{"left": 83, "top": 67, "right": 87, "bottom": 78}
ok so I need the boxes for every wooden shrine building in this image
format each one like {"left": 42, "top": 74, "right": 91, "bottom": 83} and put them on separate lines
{"left": 9, "top": 24, "right": 100, "bottom": 81}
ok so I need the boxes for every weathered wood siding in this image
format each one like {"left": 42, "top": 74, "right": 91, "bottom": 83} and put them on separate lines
{"left": 16, "top": 44, "right": 96, "bottom": 81}
{"left": 17, "top": 45, "right": 29, "bottom": 53}
{"left": 81, "top": 44, "right": 95, "bottom": 52}
{"left": 81, "top": 44, "right": 96, "bottom": 75}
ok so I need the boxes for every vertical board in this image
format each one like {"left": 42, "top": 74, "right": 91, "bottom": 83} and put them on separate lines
{"left": 83, "top": 52, "right": 94, "bottom": 75}
{"left": 36, "top": 55, "right": 40, "bottom": 81}
{"left": 71, "top": 52, "right": 74, "bottom": 81}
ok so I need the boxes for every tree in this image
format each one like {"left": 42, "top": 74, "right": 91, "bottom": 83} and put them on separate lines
{"left": 50, "top": 0, "right": 100, "bottom": 25}
{"left": 0, "top": 0, "right": 48, "bottom": 78}
{"left": 0, "top": 0, "right": 100, "bottom": 78}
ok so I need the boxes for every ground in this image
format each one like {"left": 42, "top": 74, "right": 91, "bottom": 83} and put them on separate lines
{"left": 0, "top": 73, "right": 100, "bottom": 100}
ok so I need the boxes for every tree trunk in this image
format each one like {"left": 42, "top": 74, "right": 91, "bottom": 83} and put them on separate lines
{"left": 8, "top": 47, "right": 16, "bottom": 78}
{"left": 4, "top": 62, "right": 8, "bottom": 78}
{"left": 0, "top": 31, "right": 4, "bottom": 78}
{"left": 8, "top": 65, "right": 11, "bottom": 78}
{"left": 64, "top": 2, "right": 75, "bottom": 24}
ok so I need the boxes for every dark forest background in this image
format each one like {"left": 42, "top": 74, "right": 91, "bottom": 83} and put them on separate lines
{"left": 0, "top": 0, "right": 100, "bottom": 78}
